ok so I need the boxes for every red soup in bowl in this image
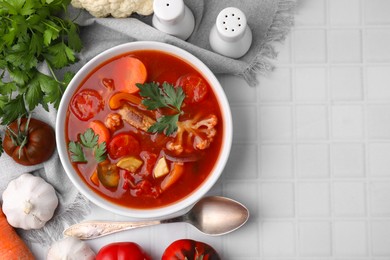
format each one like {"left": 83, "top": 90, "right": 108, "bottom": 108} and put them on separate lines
{"left": 58, "top": 42, "right": 231, "bottom": 216}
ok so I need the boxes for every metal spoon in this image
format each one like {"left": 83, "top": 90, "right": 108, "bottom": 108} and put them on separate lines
{"left": 63, "top": 196, "right": 249, "bottom": 240}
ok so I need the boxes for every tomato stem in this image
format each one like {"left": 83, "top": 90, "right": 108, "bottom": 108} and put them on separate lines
{"left": 6, "top": 115, "right": 31, "bottom": 159}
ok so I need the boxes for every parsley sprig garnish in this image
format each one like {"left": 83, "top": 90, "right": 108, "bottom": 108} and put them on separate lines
{"left": 68, "top": 128, "right": 107, "bottom": 163}
{"left": 136, "top": 82, "right": 185, "bottom": 136}
{"left": 68, "top": 141, "right": 86, "bottom": 163}
{"left": 0, "top": 0, "right": 82, "bottom": 125}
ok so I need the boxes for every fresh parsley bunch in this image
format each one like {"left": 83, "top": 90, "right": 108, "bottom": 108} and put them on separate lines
{"left": 0, "top": 0, "right": 82, "bottom": 125}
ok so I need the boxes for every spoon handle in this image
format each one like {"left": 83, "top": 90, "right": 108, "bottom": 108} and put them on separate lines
{"left": 63, "top": 219, "right": 164, "bottom": 240}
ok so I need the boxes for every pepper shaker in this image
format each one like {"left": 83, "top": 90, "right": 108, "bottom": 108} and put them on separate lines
{"left": 209, "top": 7, "right": 252, "bottom": 59}
{"left": 152, "top": 0, "right": 195, "bottom": 40}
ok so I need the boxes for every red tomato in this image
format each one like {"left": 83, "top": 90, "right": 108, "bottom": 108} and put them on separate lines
{"left": 177, "top": 74, "right": 209, "bottom": 104}
{"left": 162, "top": 239, "right": 221, "bottom": 260}
{"left": 96, "top": 242, "right": 151, "bottom": 260}
{"left": 70, "top": 89, "right": 104, "bottom": 121}
{"left": 139, "top": 151, "right": 157, "bottom": 176}
{"left": 107, "top": 133, "right": 140, "bottom": 159}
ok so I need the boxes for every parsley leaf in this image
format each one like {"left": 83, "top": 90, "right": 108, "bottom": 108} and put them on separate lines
{"left": 148, "top": 114, "right": 180, "bottom": 136}
{"left": 137, "top": 82, "right": 185, "bottom": 136}
{"left": 80, "top": 128, "right": 99, "bottom": 148}
{"left": 44, "top": 42, "right": 74, "bottom": 69}
{"left": 63, "top": 71, "right": 75, "bottom": 86}
{"left": 0, "top": 95, "right": 27, "bottom": 125}
{"left": 0, "top": 81, "right": 17, "bottom": 95}
{"left": 29, "top": 32, "right": 43, "bottom": 56}
{"left": 38, "top": 72, "right": 64, "bottom": 109}
{"left": 68, "top": 128, "right": 107, "bottom": 163}
{"left": 68, "top": 141, "right": 86, "bottom": 163}
{"left": 25, "top": 76, "right": 43, "bottom": 110}
{"left": 43, "top": 27, "right": 59, "bottom": 46}
{"left": 7, "top": 67, "right": 30, "bottom": 86}
{"left": 137, "top": 82, "right": 168, "bottom": 110}
{"left": 94, "top": 142, "right": 107, "bottom": 163}
{"left": 67, "top": 22, "right": 83, "bottom": 52}
{"left": 162, "top": 82, "right": 185, "bottom": 111}
{"left": 20, "top": 0, "right": 35, "bottom": 16}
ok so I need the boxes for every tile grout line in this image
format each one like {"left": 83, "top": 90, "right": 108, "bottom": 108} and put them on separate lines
{"left": 360, "top": 0, "right": 373, "bottom": 257}
{"left": 255, "top": 60, "right": 262, "bottom": 259}
{"left": 292, "top": 25, "right": 390, "bottom": 30}
{"left": 289, "top": 17, "right": 300, "bottom": 257}
{"left": 325, "top": 0, "right": 335, "bottom": 257}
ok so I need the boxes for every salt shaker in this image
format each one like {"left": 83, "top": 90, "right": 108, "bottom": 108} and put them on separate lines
{"left": 152, "top": 0, "right": 195, "bottom": 40}
{"left": 209, "top": 7, "right": 252, "bottom": 59}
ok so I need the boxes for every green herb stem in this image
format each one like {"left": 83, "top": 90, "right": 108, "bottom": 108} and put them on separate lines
{"left": 46, "top": 61, "right": 61, "bottom": 85}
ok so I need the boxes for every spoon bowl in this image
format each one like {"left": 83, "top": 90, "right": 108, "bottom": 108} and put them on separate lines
{"left": 186, "top": 196, "right": 249, "bottom": 235}
{"left": 63, "top": 196, "right": 249, "bottom": 240}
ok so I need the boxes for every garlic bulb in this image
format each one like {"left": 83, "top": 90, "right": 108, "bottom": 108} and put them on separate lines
{"left": 47, "top": 237, "right": 95, "bottom": 260}
{"left": 2, "top": 173, "right": 58, "bottom": 229}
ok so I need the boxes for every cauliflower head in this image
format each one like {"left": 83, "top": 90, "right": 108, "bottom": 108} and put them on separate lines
{"left": 167, "top": 114, "right": 218, "bottom": 155}
{"left": 71, "top": 0, "right": 154, "bottom": 18}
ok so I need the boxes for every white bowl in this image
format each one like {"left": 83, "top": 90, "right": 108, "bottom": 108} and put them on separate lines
{"left": 56, "top": 41, "right": 232, "bottom": 219}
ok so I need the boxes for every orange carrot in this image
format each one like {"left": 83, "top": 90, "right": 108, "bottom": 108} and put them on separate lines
{"left": 161, "top": 163, "right": 184, "bottom": 191}
{"left": 90, "top": 120, "right": 110, "bottom": 144}
{"left": 115, "top": 56, "right": 147, "bottom": 93}
{"left": 0, "top": 206, "right": 35, "bottom": 260}
{"left": 90, "top": 170, "right": 100, "bottom": 186}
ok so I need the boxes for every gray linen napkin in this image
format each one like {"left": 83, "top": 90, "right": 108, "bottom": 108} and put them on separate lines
{"left": 71, "top": 0, "right": 295, "bottom": 86}
{"left": 0, "top": 0, "right": 295, "bottom": 245}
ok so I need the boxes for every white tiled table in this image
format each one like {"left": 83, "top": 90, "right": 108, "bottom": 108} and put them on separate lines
{"left": 32, "top": 0, "right": 390, "bottom": 259}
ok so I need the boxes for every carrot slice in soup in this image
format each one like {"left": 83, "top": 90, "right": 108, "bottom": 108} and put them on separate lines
{"left": 89, "top": 120, "right": 110, "bottom": 144}
{"left": 90, "top": 170, "right": 100, "bottom": 186}
{"left": 115, "top": 56, "right": 147, "bottom": 93}
{"left": 161, "top": 162, "right": 184, "bottom": 191}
